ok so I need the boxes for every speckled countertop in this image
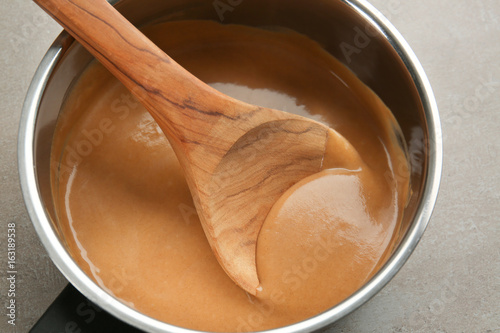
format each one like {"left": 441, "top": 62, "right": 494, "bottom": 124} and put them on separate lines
{"left": 1, "top": 0, "right": 498, "bottom": 332}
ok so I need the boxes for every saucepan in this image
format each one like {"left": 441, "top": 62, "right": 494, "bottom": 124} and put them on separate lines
{"left": 18, "top": 0, "right": 442, "bottom": 332}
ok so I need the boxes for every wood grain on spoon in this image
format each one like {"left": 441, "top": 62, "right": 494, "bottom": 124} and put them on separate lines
{"left": 35, "top": 0, "right": 330, "bottom": 294}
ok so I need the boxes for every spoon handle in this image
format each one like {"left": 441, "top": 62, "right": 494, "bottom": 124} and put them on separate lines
{"left": 33, "top": 0, "right": 223, "bottom": 140}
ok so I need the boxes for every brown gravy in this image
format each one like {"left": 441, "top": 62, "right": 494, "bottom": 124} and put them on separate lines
{"left": 51, "top": 20, "right": 410, "bottom": 332}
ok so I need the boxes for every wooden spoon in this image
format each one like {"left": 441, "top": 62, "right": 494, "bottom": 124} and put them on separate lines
{"left": 35, "top": 0, "right": 331, "bottom": 295}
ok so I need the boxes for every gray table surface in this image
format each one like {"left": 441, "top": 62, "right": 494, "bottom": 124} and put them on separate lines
{"left": 1, "top": 0, "right": 499, "bottom": 332}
